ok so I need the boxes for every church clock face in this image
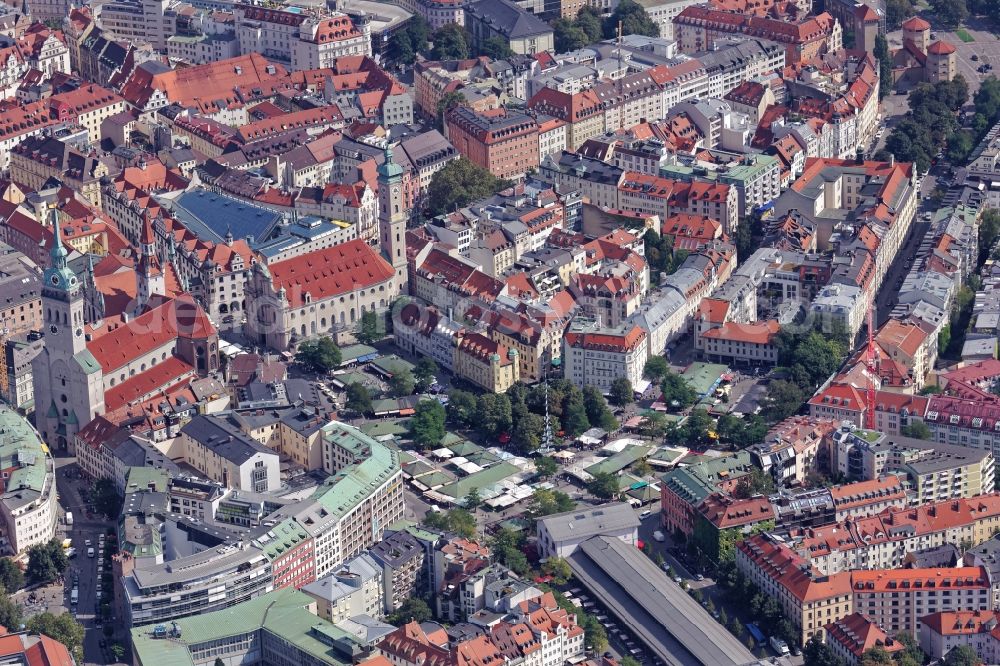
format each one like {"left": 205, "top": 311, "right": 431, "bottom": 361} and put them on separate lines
{"left": 50, "top": 275, "right": 60, "bottom": 286}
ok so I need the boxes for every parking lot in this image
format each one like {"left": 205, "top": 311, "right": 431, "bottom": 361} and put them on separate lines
{"left": 938, "top": 23, "right": 999, "bottom": 94}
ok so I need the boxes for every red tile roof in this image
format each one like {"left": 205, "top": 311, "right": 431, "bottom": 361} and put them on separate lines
{"left": 702, "top": 320, "right": 780, "bottom": 345}
{"left": 267, "top": 239, "right": 395, "bottom": 308}
{"left": 87, "top": 295, "right": 215, "bottom": 372}
{"left": 104, "top": 356, "right": 197, "bottom": 411}
{"left": 928, "top": 40, "right": 956, "bottom": 55}
{"left": 902, "top": 16, "right": 930, "bottom": 30}
{"left": 825, "top": 614, "right": 902, "bottom": 659}
{"left": 564, "top": 325, "right": 646, "bottom": 352}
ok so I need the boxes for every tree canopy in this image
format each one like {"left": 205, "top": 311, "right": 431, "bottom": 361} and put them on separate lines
{"left": 430, "top": 24, "right": 470, "bottom": 60}
{"left": 345, "top": 382, "right": 373, "bottom": 416}
{"left": 389, "top": 368, "right": 415, "bottom": 397}
{"left": 387, "top": 598, "right": 432, "bottom": 625}
{"left": 661, "top": 371, "right": 697, "bottom": 409}
{"left": 356, "top": 310, "right": 381, "bottom": 345}
{"left": 409, "top": 400, "right": 446, "bottom": 448}
{"left": 423, "top": 508, "right": 477, "bottom": 539}
{"left": 929, "top": 0, "right": 967, "bottom": 26}
{"left": 643, "top": 356, "right": 669, "bottom": 383}
{"left": 27, "top": 613, "right": 84, "bottom": 663}
{"left": 588, "top": 472, "right": 620, "bottom": 499}
{"left": 0, "top": 558, "right": 23, "bottom": 593}
{"left": 26, "top": 540, "right": 68, "bottom": 585}
{"left": 295, "top": 337, "right": 342, "bottom": 373}
{"left": 609, "top": 377, "right": 634, "bottom": 406}
{"left": 603, "top": 0, "right": 659, "bottom": 38}
{"left": 426, "top": 158, "right": 512, "bottom": 217}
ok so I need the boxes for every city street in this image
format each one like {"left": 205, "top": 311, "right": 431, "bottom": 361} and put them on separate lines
{"left": 52, "top": 455, "right": 120, "bottom": 666}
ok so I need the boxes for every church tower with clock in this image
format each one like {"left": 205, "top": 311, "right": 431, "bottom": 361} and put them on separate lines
{"left": 32, "top": 206, "right": 105, "bottom": 451}
{"left": 377, "top": 143, "right": 408, "bottom": 295}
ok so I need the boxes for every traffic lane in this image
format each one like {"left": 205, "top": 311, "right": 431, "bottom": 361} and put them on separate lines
{"left": 636, "top": 513, "right": 696, "bottom": 580}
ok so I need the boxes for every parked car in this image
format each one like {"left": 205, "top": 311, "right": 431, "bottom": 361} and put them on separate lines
{"left": 87, "top": 548, "right": 95, "bottom": 558}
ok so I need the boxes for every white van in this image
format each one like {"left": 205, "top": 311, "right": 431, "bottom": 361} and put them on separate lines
{"left": 87, "top": 547, "right": 95, "bottom": 558}
{"left": 653, "top": 530, "right": 665, "bottom": 542}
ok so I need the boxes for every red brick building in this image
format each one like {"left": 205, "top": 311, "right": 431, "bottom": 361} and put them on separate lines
{"left": 445, "top": 106, "right": 539, "bottom": 180}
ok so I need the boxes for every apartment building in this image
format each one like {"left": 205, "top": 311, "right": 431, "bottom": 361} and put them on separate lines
{"left": 0, "top": 405, "right": 58, "bottom": 556}
{"left": 445, "top": 106, "right": 539, "bottom": 180}
{"left": 851, "top": 567, "right": 993, "bottom": 637}
{"left": 369, "top": 530, "right": 427, "bottom": 612}
{"left": 736, "top": 536, "right": 853, "bottom": 645}
{"left": 453, "top": 333, "right": 521, "bottom": 394}
{"left": 176, "top": 415, "right": 281, "bottom": 493}
{"left": 301, "top": 553, "right": 384, "bottom": 622}
{"left": 673, "top": 7, "right": 841, "bottom": 67}
{"left": 120, "top": 542, "right": 274, "bottom": 627}
{"left": 562, "top": 319, "right": 647, "bottom": 393}
{"left": 925, "top": 396, "right": 1000, "bottom": 462}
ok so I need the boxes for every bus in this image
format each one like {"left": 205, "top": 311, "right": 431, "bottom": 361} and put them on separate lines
{"left": 746, "top": 623, "right": 765, "bottom": 645}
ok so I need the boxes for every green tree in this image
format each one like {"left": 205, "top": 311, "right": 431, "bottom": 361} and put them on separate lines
{"left": 762, "top": 380, "right": 806, "bottom": 423}
{"left": 435, "top": 90, "right": 468, "bottom": 132}
{"left": 294, "top": 337, "right": 342, "bottom": 373}
{"left": 356, "top": 310, "right": 381, "bottom": 345}
{"left": 27, "top": 612, "right": 84, "bottom": 662}
{"left": 477, "top": 393, "right": 513, "bottom": 439}
{"left": 464, "top": 488, "right": 483, "bottom": 512}
{"left": 426, "top": 508, "right": 477, "bottom": 539}
{"left": 860, "top": 646, "right": 895, "bottom": 665}
{"left": 409, "top": 399, "right": 446, "bottom": 448}
{"left": 874, "top": 34, "right": 892, "bottom": 98}
{"left": 575, "top": 6, "right": 603, "bottom": 42}
{"left": 426, "top": 158, "right": 511, "bottom": 217}
{"left": 503, "top": 547, "right": 531, "bottom": 575}
{"left": 552, "top": 18, "right": 589, "bottom": 52}
{"left": 582, "top": 385, "right": 617, "bottom": 431}
{"left": 387, "top": 598, "right": 432, "bottom": 625}
{"left": 603, "top": 0, "right": 659, "bottom": 38}
{"left": 542, "top": 557, "right": 573, "bottom": 584}
{"left": 389, "top": 368, "right": 415, "bottom": 397}
{"left": 26, "top": 539, "right": 69, "bottom": 585}
{"left": 620, "top": 657, "right": 642, "bottom": 666}
{"left": 803, "top": 635, "right": 846, "bottom": 666}
{"left": 975, "top": 77, "right": 1000, "bottom": 122}
{"left": 588, "top": 472, "right": 620, "bottom": 499}
{"left": 732, "top": 467, "right": 776, "bottom": 499}
{"left": 929, "top": 0, "right": 967, "bottom": 26}
{"left": 980, "top": 210, "right": 1000, "bottom": 265}
{"left": 345, "top": 382, "right": 373, "bottom": 415}
{"left": 446, "top": 389, "right": 477, "bottom": 427}
{"left": 581, "top": 615, "right": 608, "bottom": 651}
{"left": 531, "top": 489, "right": 575, "bottom": 516}
{"left": 661, "top": 371, "right": 697, "bottom": 408}
{"left": 0, "top": 591, "right": 21, "bottom": 631}
{"left": 482, "top": 36, "right": 515, "bottom": 60}
{"left": 901, "top": 420, "right": 932, "bottom": 440}
{"left": 893, "top": 632, "right": 926, "bottom": 666}
{"left": 405, "top": 15, "right": 430, "bottom": 54}
{"left": 643, "top": 356, "right": 669, "bottom": 383}
{"left": 512, "top": 412, "right": 545, "bottom": 454}
{"left": 884, "top": 0, "right": 914, "bottom": 28}
{"left": 939, "top": 324, "right": 952, "bottom": 353}
{"left": 0, "top": 558, "right": 23, "bottom": 593}
{"left": 388, "top": 31, "right": 415, "bottom": 65}
{"left": 535, "top": 456, "right": 559, "bottom": 478}
{"left": 430, "top": 24, "right": 470, "bottom": 60}
{"left": 92, "top": 477, "right": 121, "bottom": 519}
{"left": 562, "top": 389, "right": 591, "bottom": 437}
{"left": 947, "top": 130, "right": 975, "bottom": 164}
{"left": 609, "top": 377, "right": 634, "bottom": 406}
{"left": 413, "top": 356, "right": 438, "bottom": 393}
{"left": 944, "top": 644, "right": 978, "bottom": 666}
